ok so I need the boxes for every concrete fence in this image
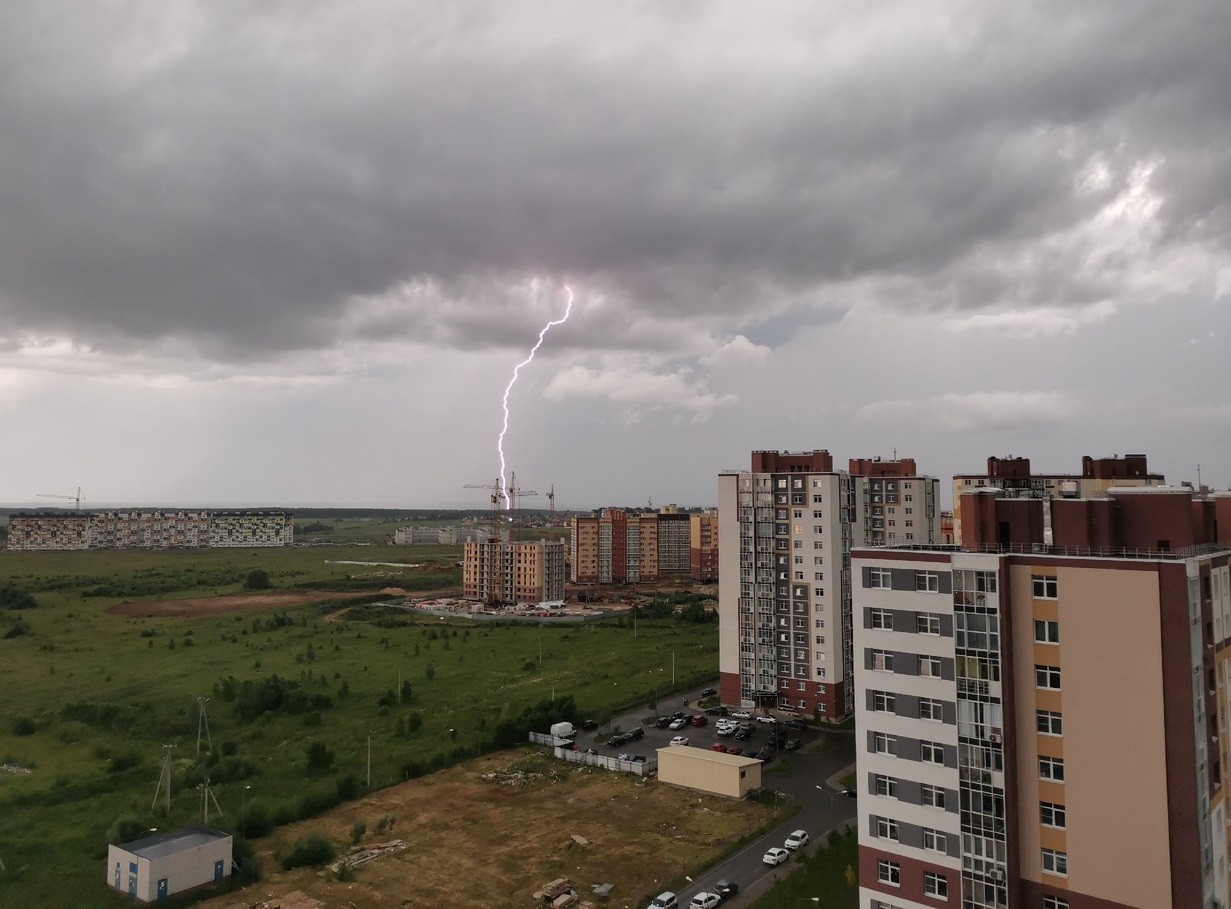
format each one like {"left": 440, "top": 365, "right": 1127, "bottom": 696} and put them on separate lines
{"left": 526, "top": 733, "right": 657, "bottom": 776}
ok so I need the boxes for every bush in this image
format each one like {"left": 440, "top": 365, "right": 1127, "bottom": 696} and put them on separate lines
{"left": 350, "top": 820, "right": 366, "bottom": 844}
{"left": 0, "top": 585, "right": 38, "bottom": 610}
{"left": 106, "top": 816, "right": 149, "bottom": 845}
{"left": 244, "top": 569, "right": 271, "bottom": 590}
{"left": 11, "top": 717, "right": 35, "bottom": 736}
{"left": 305, "top": 741, "right": 334, "bottom": 772}
{"left": 277, "top": 832, "right": 335, "bottom": 870}
{"left": 108, "top": 751, "right": 141, "bottom": 773}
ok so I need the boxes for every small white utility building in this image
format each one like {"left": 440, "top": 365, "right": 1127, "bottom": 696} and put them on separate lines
{"left": 106, "top": 826, "right": 233, "bottom": 902}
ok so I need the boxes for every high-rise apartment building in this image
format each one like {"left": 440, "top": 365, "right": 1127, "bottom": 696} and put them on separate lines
{"left": 853, "top": 484, "right": 1231, "bottom": 909}
{"left": 691, "top": 511, "right": 720, "bottom": 582}
{"left": 951, "top": 454, "right": 1165, "bottom": 545}
{"left": 569, "top": 508, "right": 718, "bottom": 583}
{"left": 462, "top": 538, "right": 565, "bottom": 606}
{"left": 718, "top": 451, "right": 940, "bottom": 720}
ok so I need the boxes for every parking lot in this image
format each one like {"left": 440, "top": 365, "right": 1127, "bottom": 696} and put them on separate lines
{"left": 571, "top": 684, "right": 858, "bottom": 909}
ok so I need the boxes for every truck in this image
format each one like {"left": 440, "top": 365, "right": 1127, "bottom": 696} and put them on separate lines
{"left": 550, "top": 721, "right": 576, "bottom": 740}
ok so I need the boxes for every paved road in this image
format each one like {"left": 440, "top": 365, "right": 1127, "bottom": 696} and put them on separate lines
{"left": 576, "top": 684, "right": 858, "bottom": 909}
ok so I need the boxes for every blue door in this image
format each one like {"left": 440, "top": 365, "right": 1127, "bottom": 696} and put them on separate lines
{"left": 214, "top": 859, "right": 224, "bottom": 883}
{"left": 127, "top": 874, "right": 138, "bottom": 898}
{"left": 157, "top": 878, "right": 168, "bottom": 900}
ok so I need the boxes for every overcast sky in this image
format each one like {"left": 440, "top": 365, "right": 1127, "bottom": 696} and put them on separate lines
{"left": 1, "top": 1, "right": 1228, "bottom": 511}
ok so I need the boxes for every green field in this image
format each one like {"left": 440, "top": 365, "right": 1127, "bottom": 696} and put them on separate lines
{"left": 0, "top": 545, "right": 716, "bottom": 909}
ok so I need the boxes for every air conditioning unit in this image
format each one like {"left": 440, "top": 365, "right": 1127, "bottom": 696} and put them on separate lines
{"left": 988, "top": 732, "right": 1003, "bottom": 744}
{"left": 990, "top": 868, "right": 1005, "bottom": 881}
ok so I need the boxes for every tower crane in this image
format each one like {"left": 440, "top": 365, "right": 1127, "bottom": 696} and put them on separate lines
{"left": 547, "top": 484, "right": 556, "bottom": 519}
{"left": 462, "top": 472, "right": 539, "bottom": 541}
{"left": 36, "top": 486, "right": 83, "bottom": 510}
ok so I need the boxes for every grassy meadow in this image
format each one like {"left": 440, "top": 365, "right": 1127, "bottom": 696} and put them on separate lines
{"left": 0, "top": 543, "right": 717, "bottom": 909}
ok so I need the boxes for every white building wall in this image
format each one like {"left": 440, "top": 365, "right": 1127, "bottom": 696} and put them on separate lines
{"left": 718, "top": 474, "right": 742, "bottom": 695}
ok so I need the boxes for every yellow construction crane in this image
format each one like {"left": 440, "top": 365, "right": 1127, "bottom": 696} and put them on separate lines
{"left": 36, "top": 486, "right": 83, "bottom": 510}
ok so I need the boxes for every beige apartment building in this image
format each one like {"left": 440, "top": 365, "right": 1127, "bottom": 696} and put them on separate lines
{"left": 8, "top": 510, "right": 293, "bottom": 550}
{"left": 853, "top": 484, "right": 1231, "bottom": 909}
{"left": 569, "top": 508, "right": 718, "bottom": 583}
{"left": 717, "top": 451, "right": 941, "bottom": 721}
{"left": 462, "top": 538, "right": 565, "bottom": 606}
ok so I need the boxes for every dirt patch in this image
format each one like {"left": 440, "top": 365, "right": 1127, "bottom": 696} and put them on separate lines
{"left": 199, "top": 749, "right": 778, "bottom": 909}
{"left": 105, "top": 591, "right": 376, "bottom": 618}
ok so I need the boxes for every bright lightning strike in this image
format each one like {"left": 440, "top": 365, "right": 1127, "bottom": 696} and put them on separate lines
{"left": 498, "top": 284, "right": 574, "bottom": 509}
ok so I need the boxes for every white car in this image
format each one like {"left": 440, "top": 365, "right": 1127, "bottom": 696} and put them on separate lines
{"left": 762, "top": 847, "right": 790, "bottom": 866}
{"left": 730, "top": 711, "right": 752, "bottom": 720}
{"left": 689, "top": 893, "right": 720, "bottom": 909}
{"left": 669, "top": 717, "right": 689, "bottom": 730}
{"left": 669, "top": 735, "right": 690, "bottom": 747}
{"left": 755, "top": 715, "right": 777, "bottom": 725}
{"left": 648, "top": 893, "right": 678, "bottom": 909}
{"left": 784, "top": 829, "right": 809, "bottom": 851}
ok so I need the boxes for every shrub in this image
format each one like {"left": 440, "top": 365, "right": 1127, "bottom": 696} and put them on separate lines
{"left": 108, "top": 751, "right": 141, "bottom": 773}
{"left": 350, "top": 821, "right": 366, "bottom": 844}
{"left": 11, "top": 717, "right": 36, "bottom": 736}
{"left": 244, "top": 570, "right": 271, "bottom": 591}
{"left": 305, "top": 741, "right": 334, "bottom": 772}
{"left": 0, "top": 585, "right": 38, "bottom": 609}
{"left": 277, "top": 832, "right": 335, "bottom": 870}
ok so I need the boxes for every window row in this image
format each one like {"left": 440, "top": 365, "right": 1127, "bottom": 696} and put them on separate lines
{"left": 875, "top": 860, "right": 948, "bottom": 898}
{"left": 869, "top": 609, "right": 944, "bottom": 634}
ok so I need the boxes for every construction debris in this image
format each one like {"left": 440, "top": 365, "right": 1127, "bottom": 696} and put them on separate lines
{"left": 327, "top": 838, "right": 407, "bottom": 873}
{"left": 570, "top": 834, "right": 589, "bottom": 846}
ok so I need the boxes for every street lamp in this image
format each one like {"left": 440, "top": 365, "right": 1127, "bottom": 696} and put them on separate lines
{"left": 797, "top": 900, "right": 820, "bottom": 907}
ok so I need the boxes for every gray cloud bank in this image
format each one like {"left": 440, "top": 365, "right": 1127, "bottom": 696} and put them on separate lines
{"left": 0, "top": 0, "right": 1226, "bottom": 363}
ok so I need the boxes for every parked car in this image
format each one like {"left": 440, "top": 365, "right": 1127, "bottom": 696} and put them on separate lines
{"left": 730, "top": 711, "right": 752, "bottom": 720}
{"left": 716, "top": 725, "right": 735, "bottom": 737}
{"left": 784, "top": 739, "right": 801, "bottom": 751}
{"left": 581, "top": 719, "right": 599, "bottom": 731}
{"left": 648, "top": 892, "right": 678, "bottom": 909}
{"left": 608, "top": 733, "right": 627, "bottom": 746}
{"left": 784, "top": 719, "right": 807, "bottom": 731}
{"left": 711, "top": 743, "right": 729, "bottom": 753}
{"left": 733, "top": 727, "right": 752, "bottom": 741}
{"left": 627, "top": 727, "right": 645, "bottom": 741}
{"left": 669, "top": 717, "right": 689, "bottom": 730}
{"left": 672, "top": 711, "right": 687, "bottom": 719}
{"left": 700, "top": 687, "right": 717, "bottom": 697}
{"left": 655, "top": 716, "right": 673, "bottom": 729}
{"left": 714, "top": 879, "right": 739, "bottom": 898}
{"left": 669, "top": 735, "right": 690, "bottom": 747}
{"left": 705, "top": 705, "right": 728, "bottom": 716}
{"left": 762, "top": 847, "right": 790, "bottom": 866}
{"left": 689, "top": 893, "right": 720, "bottom": 909}
{"left": 690, "top": 714, "right": 708, "bottom": 727}
{"left": 755, "top": 715, "right": 777, "bottom": 725}
{"left": 784, "top": 829, "right": 809, "bottom": 851}
{"left": 756, "top": 748, "right": 775, "bottom": 763}
{"left": 841, "top": 788, "right": 857, "bottom": 799}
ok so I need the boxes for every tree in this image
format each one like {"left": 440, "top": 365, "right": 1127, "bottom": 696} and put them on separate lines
{"left": 244, "top": 569, "right": 271, "bottom": 591}
{"left": 305, "top": 740, "right": 335, "bottom": 772}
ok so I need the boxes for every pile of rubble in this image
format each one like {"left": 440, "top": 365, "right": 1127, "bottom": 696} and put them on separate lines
{"left": 533, "top": 877, "right": 600, "bottom": 909}
{"left": 327, "top": 838, "right": 407, "bottom": 873}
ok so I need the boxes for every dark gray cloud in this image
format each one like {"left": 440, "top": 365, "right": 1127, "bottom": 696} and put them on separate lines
{"left": 0, "top": 0, "right": 1226, "bottom": 362}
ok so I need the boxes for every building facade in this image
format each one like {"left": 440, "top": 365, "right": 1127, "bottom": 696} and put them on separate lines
{"left": 8, "top": 510, "right": 293, "bottom": 551}
{"left": 569, "top": 508, "right": 716, "bottom": 583}
{"left": 717, "top": 451, "right": 941, "bottom": 721}
{"left": 951, "top": 454, "right": 1165, "bottom": 545}
{"left": 462, "top": 538, "right": 566, "bottom": 606}
{"left": 853, "top": 485, "right": 1231, "bottom": 909}
{"left": 107, "top": 826, "right": 232, "bottom": 903}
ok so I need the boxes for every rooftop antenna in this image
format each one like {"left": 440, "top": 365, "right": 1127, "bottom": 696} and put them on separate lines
{"left": 36, "top": 486, "right": 83, "bottom": 510}
{"left": 195, "top": 697, "right": 213, "bottom": 755}
{"left": 196, "top": 777, "right": 223, "bottom": 825}
{"left": 152, "top": 744, "right": 176, "bottom": 815}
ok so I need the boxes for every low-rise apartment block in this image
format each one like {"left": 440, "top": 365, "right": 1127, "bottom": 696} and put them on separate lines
{"left": 854, "top": 484, "right": 1231, "bottom": 909}
{"left": 463, "top": 538, "right": 565, "bottom": 607}
{"left": 8, "top": 510, "right": 293, "bottom": 550}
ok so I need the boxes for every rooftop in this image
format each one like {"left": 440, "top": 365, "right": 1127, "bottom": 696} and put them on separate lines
{"left": 854, "top": 540, "right": 1231, "bottom": 562}
{"left": 119, "top": 826, "right": 231, "bottom": 861}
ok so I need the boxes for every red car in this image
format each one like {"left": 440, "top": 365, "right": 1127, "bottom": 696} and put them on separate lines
{"left": 690, "top": 714, "right": 708, "bottom": 727}
{"left": 711, "top": 743, "right": 729, "bottom": 753}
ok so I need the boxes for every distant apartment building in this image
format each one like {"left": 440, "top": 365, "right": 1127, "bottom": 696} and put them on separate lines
{"left": 690, "top": 511, "right": 720, "bottom": 582}
{"left": 394, "top": 525, "right": 472, "bottom": 546}
{"left": 853, "top": 484, "right": 1231, "bottom": 909}
{"left": 462, "top": 538, "right": 565, "bottom": 606}
{"left": 951, "top": 454, "right": 1164, "bottom": 544}
{"left": 717, "top": 451, "right": 941, "bottom": 721}
{"left": 569, "top": 507, "right": 719, "bottom": 583}
{"left": 7, "top": 510, "right": 293, "bottom": 551}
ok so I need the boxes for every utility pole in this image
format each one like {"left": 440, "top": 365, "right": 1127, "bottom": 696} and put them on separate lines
{"left": 672, "top": 649, "right": 676, "bottom": 685}
{"left": 197, "top": 777, "right": 222, "bottom": 825}
{"left": 152, "top": 744, "right": 175, "bottom": 815}
{"left": 196, "top": 697, "right": 213, "bottom": 755}
{"left": 367, "top": 733, "right": 372, "bottom": 789}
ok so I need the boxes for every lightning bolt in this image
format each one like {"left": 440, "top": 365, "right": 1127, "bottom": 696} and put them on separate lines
{"left": 498, "top": 284, "right": 573, "bottom": 509}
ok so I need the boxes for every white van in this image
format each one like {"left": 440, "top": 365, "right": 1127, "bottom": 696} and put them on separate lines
{"left": 550, "top": 721, "right": 576, "bottom": 739}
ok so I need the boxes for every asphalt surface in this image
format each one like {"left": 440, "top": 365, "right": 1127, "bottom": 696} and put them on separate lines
{"left": 575, "top": 684, "right": 858, "bottom": 909}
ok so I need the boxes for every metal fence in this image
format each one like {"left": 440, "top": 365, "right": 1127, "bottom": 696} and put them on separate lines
{"left": 526, "top": 733, "right": 657, "bottom": 776}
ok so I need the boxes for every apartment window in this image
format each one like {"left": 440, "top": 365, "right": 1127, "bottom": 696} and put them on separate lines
{"left": 877, "top": 860, "right": 901, "bottom": 886}
{"left": 921, "top": 784, "right": 945, "bottom": 808}
{"left": 795, "top": 571, "right": 804, "bottom": 580}
{"left": 924, "top": 873, "right": 947, "bottom": 899}
{"left": 794, "top": 510, "right": 803, "bottom": 518}
{"left": 796, "top": 680, "right": 806, "bottom": 690}
{"left": 1042, "top": 849, "right": 1068, "bottom": 876}
{"left": 919, "top": 656, "right": 942, "bottom": 678}
{"left": 815, "top": 650, "right": 826, "bottom": 661}
{"left": 1037, "top": 710, "right": 1063, "bottom": 736}
{"left": 872, "top": 691, "right": 896, "bottom": 713}
{"left": 1040, "top": 802, "right": 1066, "bottom": 828}
{"left": 917, "top": 613, "right": 942, "bottom": 635}
{"left": 814, "top": 587, "right": 824, "bottom": 597}
{"left": 921, "top": 741, "right": 945, "bottom": 764}
{"left": 876, "top": 818, "right": 900, "bottom": 841}
{"left": 793, "top": 541, "right": 802, "bottom": 549}
{"left": 871, "top": 609, "right": 894, "bottom": 630}
{"left": 869, "top": 567, "right": 891, "bottom": 589}
{"left": 813, "top": 510, "right": 823, "bottom": 518}
{"left": 1043, "top": 897, "right": 1069, "bottom": 909}
{"left": 814, "top": 572, "right": 824, "bottom": 581}
{"left": 916, "top": 571, "right": 939, "bottom": 592}
{"left": 922, "top": 828, "right": 947, "bottom": 853}
{"left": 1039, "top": 756, "right": 1065, "bottom": 781}
{"left": 1035, "top": 665, "right": 1062, "bottom": 690}
{"left": 794, "top": 555, "right": 804, "bottom": 564}
{"left": 1034, "top": 619, "right": 1060, "bottom": 644}
{"left": 815, "top": 635, "right": 825, "bottom": 644}
{"left": 873, "top": 774, "right": 899, "bottom": 798}
{"left": 873, "top": 732, "right": 897, "bottom": 756}
{"left": 815, "top": 618, "right": 825, "bottom": 628}
{"left": 919, "top": 698, "right": 944, "bottom": 721}
{"left": 816, "top": 667, "right": 826, "bottom": 679}
{"left": 1033, "top": 576, "right": 1059, "bottom": 599}
{"left": 871, "top": 650, "right": 894, "bottom": 671}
